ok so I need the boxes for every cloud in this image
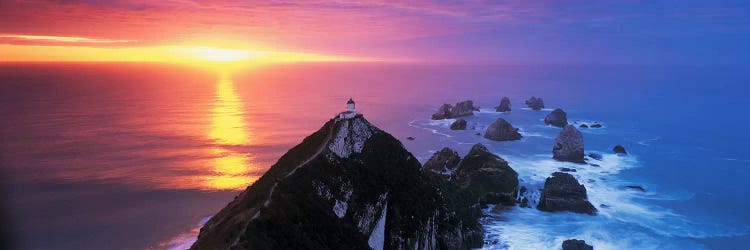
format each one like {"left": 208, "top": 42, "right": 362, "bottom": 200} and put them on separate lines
{"left": 0, "top": 34, "right": 136, "bottom": 46}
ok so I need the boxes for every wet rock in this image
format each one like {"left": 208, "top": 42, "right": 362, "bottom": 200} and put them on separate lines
{"left": 562, "top": 239, "right": 594, "bottom": 250}
{"left": 613, "top": 145, "right": 627, "bottom": 155}
{"left": 590, "top": 123, "right": 602, "bottom": 128}
{"left": 525, "top": 96, "right": 545, "bottom": 110}
{"left": 587, "top": 153, "right": 602, "bottom": 161}
{"left": 559, "top": 167, "right": 577, "bottom": 172}
{"left": 424, "top": 147, "right": 461, "bottom": 174}
{"left": 544, "top": 109, "right": 568, "bottom": 127}
{"left": 579, "top": 124, "right": 589, "bottom": 128}
{"left": 450, "top": 119, "right": 467, "bottom": 130}
{"left": 625, "top": 185, "right": 645, "bottom": 192}
{"left": 553, "top": 125, "right": 585, "bottom": 163}
{"left": 406, "top": 136, "right": 415, "bottom": 141}
{"left": 484, "top": 118, "right": 522, "bottom": 141}
{"left": 537, "top": 172, "right": 596, "bottom": 215}
{"left": 496, "top": 97, "right": 511, "bottom": 112}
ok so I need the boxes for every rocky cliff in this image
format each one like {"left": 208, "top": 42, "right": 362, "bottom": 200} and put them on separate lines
{"left": 191, "top": 114, "right": 484, "bottom": 250}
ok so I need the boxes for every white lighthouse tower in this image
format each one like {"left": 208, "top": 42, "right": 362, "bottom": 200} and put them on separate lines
{"left": 339, "top": 97, "right": 357, "bottom": 119}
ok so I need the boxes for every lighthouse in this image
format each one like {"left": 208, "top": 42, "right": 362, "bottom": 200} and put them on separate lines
{"left": 339, "top": 97, "right": 357, "bottom": 119}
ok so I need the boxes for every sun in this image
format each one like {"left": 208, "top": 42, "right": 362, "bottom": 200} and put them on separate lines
{"left": 186, "top": 47, "right": 256, "bottom": 62}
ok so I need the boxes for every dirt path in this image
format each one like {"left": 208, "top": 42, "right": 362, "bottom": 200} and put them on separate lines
{"left": 229, "top": 122, "right": 336, "bottom": 248}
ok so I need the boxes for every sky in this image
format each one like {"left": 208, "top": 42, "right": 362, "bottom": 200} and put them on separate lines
{"left": 0, "top": 0, "right": 748, "bottom": 65}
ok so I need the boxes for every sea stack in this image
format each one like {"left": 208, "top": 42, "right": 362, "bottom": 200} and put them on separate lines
{"left": 553, "top": 125, "right": 585, "bottom": 163}
{"left": 525, "top": 96, "right": 545, "bottom": 110}
{"left": 544, "top": 109, "right": 568, "bottom": 127}
{"left": 450, "top": 119, "right": 467, "bottom": 130}
{"left": 484, "top": 118, "right": 522, "bottom": 141}
{"left": 431, "top": 100, "right": 477, "bottom": 120}
{"left": 537, "top": 172, "right": 596, "bottom": 215}
{"left": 496, "top": 97, "right": 511, "bottom": 112}
{"left": 613, "top": 145, "right": 627, "bottom": 155}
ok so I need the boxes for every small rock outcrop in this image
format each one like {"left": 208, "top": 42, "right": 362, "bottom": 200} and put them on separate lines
{"left": 484, "top": 118, "right": 522, "bottom": 141}
{"left": 453, "top": 144, "right": 519, "bottom": 206}
{"left": 496, "top": 97, "right": 511, "bottom": 112}
{"left": 562, "top": 239, "right": 594, "bottom": 250}
{"left": 424, "top": 147, "right": 461, "bottom": 174}
{"left": 625, "top": 185, "right": 645, "bottom": 192}
{"left": 537, "top": 172, "right": 596, "bottom": 215}
{"left": 525, "top": 96, "right": 545, "bottom": 110}
{"left": 587, "top": 153, "right": 602, "bottom": 161}
{"left": 544, "top": 109, "right": 568, "bottom": 127}
{"left": 450, "top": 119, "right": 467, "bottom": 130}
{"left": 431, "top": 100, "right": 477, "bottom": 120}
{"left": 431, "top": 103, "right": 453, "bottom": 120}
{"left": 553, "top": 125, "right": 585, "bottom": 163}
{"left": 579, "top": 124, "right": 589, "bottom": 128}
{"left": 590, "top": 123, "right": 602, "bottom": 128}
{"left": 613, "top": 145, "right": 627, "bottom": 155}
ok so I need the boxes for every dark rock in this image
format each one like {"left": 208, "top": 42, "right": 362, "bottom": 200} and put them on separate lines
{"left": 475, "top": 133, "right": 481, "bottom": 136}
{"left": 613, "top": 145, "right": 627, "bottom": 155}
{"left": 625, "top": 185, "right": 645, "bottom": 192}
{"left": 579, "top": 124, "right": 589, "bottom": 128}
{"left": 589, "top": 163, "right": 600, "bottom": 167}
{"left": 453, "top": 143, "right": 519, "bottom": 206}
{"left": 587, "top": 153, "right": 602, "bottom": 161}
{"left": 431, "top": 100, "right": 477, "bottom": 120}
{"left": 559, "top": 167, "right": 577, "bottom": 172}
{"left": 544, "top": 109, "right": 568, "bottom": 127}
{"left": 562, "top": 239, "right": 594, "bottom": 250}
{"left": 406, "top": 136, "right": 415, "bottom": 141}
{"left": 496, "top": 97, "right": 511, "bottom": 112}
{"left": 553, "top": 125, "right": 585, "bottom": 163}
{"left": 520, "top": 197, "right": 529, "bottom": 208}
{"left": 431, "top": 103, "right": 453, "bottom": 120}
{"left": 484, "top": 118, "right": 522, "bottom": 141}
{"left": 424, "top": 147, "right": 461, "bottom": 174}
{"left": 450, "top": 119, "right": 467, "bottom": 130}
{"left": 600, "top": 204, "right": 610, "bottom": 208}
{"left": 590, "top": 123, "right": 602, "bottom": 128}
{"left": 525, "top": 96, "right": 545, "bottom": 110}
{"left": 519, "top": 186, "right": 527, "bottom": 195}
{"left": 537, "top": 172, "right": 596, "bottom": 215}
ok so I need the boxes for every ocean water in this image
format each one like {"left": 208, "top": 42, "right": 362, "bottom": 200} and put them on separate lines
{"left": 0, "top": 63, "right": 748, "bottom": 249}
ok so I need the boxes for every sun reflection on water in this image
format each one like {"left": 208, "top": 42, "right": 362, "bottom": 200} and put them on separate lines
{"left": 204, "top": 71, "right": 258, "bottom": 190}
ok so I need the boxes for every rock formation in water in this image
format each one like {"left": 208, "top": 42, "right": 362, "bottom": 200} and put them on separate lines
{"left": 450, "top": 119, "right": 467, "bottom": 130}
{"left": 590, "top": 123, "right": 602, "bottom": 128}
{"left": 544, "top": 109, "right": 568, "bottom": 127}
{"left": 587, "top": 153, "right": 602, "bottom": 161}
{"left": 537, "top": 172, "right": 596, "bottom": 215}
{"left": 553, "top": 125, "right": 585, "bottom": 163}
{"left": 431, "top": 100, "right": 477, "bottom": 120}
{"left": 424, "top": 147, "right": 461, "bottom": 175}
{"left": 613, "top": 145, "right": 627, "bottom": 155}
{"left": 579, "top": 124, "right": 589, "bottom": 128}
{"left": 452, "top": 144, "right": 519, "bottom": 206}
{"left": 495, "top": 97, "right": 511, "bottom": 112}
{"left": 525, "top": 96, "right": 545, "bottom": 110}
{"left": 484, "top": 118, "right": 522, "bottom": 141}
{"left": 562, "top": 239, "right": 594, "bottom": 250}
{"left": 191, "top": 114, "right": 485, "bottom": 250}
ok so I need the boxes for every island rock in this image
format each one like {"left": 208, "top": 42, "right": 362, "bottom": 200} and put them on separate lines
{"left": 562, "top": 239, "right": 594, "bottom": 250}
{"left": 450, "top": 119, "right": 467, "bottom": 130}
{"left": 431, "top": 100, "right": 477, "bottom": 120}
{"left": 537, "top": 172, "right": 596, "bottom": 214}
{"left": 525, "top": 96, "right": 545, "bottom": 110}
{"left": 544, "top": 109, "right": 568, "bottom": 127}
{"left": 496, "top": 97, "right": 511, "bottom": 112}
{"left": 613, "top": 145, "right": 627, "bottom": 155}
{"left": 484, "top": 118, "right": 522, "bottom": 141}
{"left": 553, "top": 125, "right": 585, "bottom": 163}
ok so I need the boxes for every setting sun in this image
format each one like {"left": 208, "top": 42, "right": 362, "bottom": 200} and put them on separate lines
{"left": 184, "top": 47, "right": 255, "bottom": 62}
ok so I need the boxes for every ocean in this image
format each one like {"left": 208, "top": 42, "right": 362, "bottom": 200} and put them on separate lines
{"left": 0, "top": 62, "right": 748, "bottom": 249}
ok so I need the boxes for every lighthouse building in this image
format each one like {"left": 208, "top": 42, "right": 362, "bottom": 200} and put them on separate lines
{"left": 339, "top": 98, "right": 357, "bottom": 119}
